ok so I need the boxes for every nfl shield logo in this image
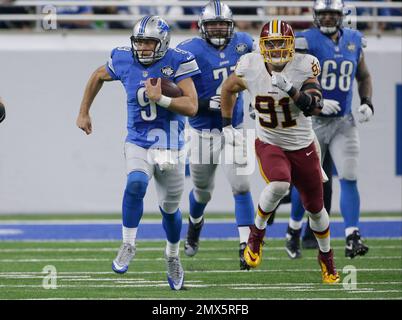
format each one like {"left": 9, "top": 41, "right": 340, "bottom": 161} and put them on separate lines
{"left": 220, "top": 52, "right": 225, "bottom": 59}
{"left": 142, "top": 71, "right": 148, "bottom": 78}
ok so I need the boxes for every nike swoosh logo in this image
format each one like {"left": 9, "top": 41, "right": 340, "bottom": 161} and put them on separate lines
{"left": 286, "top": 248, "right": 296, "bottom": 259}
{"left": 248, "top": 252, "right": 257, "bottom": 262}
{"left": 306, "top": 151, "right": 314, "bottom": 156}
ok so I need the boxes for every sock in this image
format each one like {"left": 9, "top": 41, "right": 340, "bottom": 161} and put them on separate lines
{"left": 340, "top": 179, "right": 360, "bottom": 229}
{"left": 122, "top": 226, "right": 137, "bottom": 246}
{"left": 308, "top": 208, "right": 330, "bottom": 253}
{"left": 289, "top": 217, "right": 303, "bottom": 230}
{"left": 165, "top": 240, "right": 180, "bottom": 257}
{"left": 234, "top": 192, "right": 255, "bottom": 227}
{"left": 160, "top": 207, "right": 182, "bottom": 244}
{"left": 122, "top": 171, "right": 149, "bottom": 228}
{"left": 238, "top": 226, "right": 250, "bottom": 244}
{"left": 345, "top": 226, "right": 359, "bottom": 238}
{"left": 290, "top": 186, "right": 305, "bottom": 222}
{"left": 189, "top": 190, "right": 207, "bottom": 224}
{"left": 255, "top": 205, "right": 273, "bottom": 230}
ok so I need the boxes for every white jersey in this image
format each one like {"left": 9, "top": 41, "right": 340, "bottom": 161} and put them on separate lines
{"left": 235, "top": 52, "right": 320, "bottom": 151}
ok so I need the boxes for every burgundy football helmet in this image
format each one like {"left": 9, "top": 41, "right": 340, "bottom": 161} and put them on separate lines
{"left": 259, "top": 20, "right": 295, "bottom": 66}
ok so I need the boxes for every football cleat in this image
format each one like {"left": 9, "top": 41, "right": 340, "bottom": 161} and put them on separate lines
{"left": 165, "top": 254, "right": 184, "bottom": 291}
{"left": 318, "top": 249, "right": 340, "bottom": 284}
{"left": 345, "top": 230, "right": 369, "bottom": 259}
{"left": 239, "top": 242, "right": 250, "bottom": 270}
{"left": 244, "top": 225, "right": 265, "bottom": 268}
{"left": 184, "top": 217, "right": 204, "bottom": 257}
{"left": 285, "top": 226, "right": 302, "bottom": 259}
{"left": 112, "top": 243, "right": 136, "bottom": 274}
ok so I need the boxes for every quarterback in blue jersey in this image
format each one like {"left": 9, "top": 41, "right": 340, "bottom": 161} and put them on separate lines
{"left": 286, "top": 0, "right": 373, "bottom": 259}
{"left": 176, "top": 0, "right": 255, "bottom": 270}
{"left": 76, "top": 16, "right": 200, "bottom": 290}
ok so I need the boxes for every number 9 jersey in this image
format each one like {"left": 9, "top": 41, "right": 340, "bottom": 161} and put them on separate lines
{"left": 295, "top": 28, "right": 365, "bottom": 117}
{"left": 235, "top": 52, "right": 321, "bottom": 151}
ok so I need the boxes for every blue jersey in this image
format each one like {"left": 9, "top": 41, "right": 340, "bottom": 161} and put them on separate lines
{"left": 177, "top": 32, "right": 254, "bottom": 130}
{"left": 296, "top": 28, "right": 365, "bottom": 117}
{"left": 106, "top": 47, "right": 200, "bottom": 149}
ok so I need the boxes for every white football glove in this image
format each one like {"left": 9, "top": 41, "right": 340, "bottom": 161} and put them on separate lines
{"left": 223, "top": 125, "right": 247, "bottom": 165}
{"left": 320, "top": 99, "right": 341, "bottom": 115}
{"left": 357, "top": 104, "right": 373, "bottom": 123}
{"left": 271, "top": 72, "right": 293, "bottom": 93}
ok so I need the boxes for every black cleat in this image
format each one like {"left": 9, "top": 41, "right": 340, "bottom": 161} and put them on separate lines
{"left": 285, "top": 226, "right": 302, "bottom": 259}
{"left": 239, "top": 242, "right": 250, "bottom": 270}
{"left": 345, "top": 230, "right": 369, "bottom": 259}
{"left": 184, "top": 218, "right": 204, "bottom": 257}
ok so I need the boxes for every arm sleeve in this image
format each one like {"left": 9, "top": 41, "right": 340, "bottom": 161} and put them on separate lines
{"left": 174, "top": 51, "right": 201, "bottom": 82}
{"left": 105, "top": 49, "right": 120, "bottom": 80}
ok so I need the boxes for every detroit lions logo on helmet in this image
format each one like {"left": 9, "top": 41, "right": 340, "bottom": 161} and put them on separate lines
{"left": 157, "top": 19, "right": 170, "bottom": 34}
{"left": 161, "top": 66, "right": 174, "bottom": 77}
{"left": 235, "top": 43, "right": 248, "bottom": 54}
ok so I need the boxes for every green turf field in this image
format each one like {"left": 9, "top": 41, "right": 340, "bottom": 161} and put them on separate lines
{"left": 0, "top": 239, "right": 401, "bottom": 300}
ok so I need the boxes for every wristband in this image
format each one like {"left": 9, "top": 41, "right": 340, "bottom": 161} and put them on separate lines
{"left": 157, "top": 95, "right": 172, "bottom": 108}
{"left": 287, "top": 86, "right": 297, "bottom": 97}
{"left": 361, "top": 97, "right": 374, "bottom": 114}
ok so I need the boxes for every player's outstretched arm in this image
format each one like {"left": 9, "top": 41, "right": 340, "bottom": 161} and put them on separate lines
{"left": 221, "top": 73, "right": 247, "bottom": 123}
{"left": 76, "top": 65, "right": 114, "bottom": 135}
{"left": 0, "top": 97, "right": 5, "bottom": 124}
{"left": 145, "top": 77, "right": 198, "bottom": 117}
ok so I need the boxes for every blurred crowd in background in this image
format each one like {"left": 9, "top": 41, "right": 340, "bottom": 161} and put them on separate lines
{"left": 0, "top": 0, "right": 401, "bottom": 32}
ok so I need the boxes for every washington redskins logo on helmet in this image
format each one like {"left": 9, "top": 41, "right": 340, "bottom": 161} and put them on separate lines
{"left": 259, "top": 20, "right": 295, "bottom": 66}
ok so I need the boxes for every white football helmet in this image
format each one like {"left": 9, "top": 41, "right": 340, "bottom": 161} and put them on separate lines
{"left": 131, "top": 16, "right": 171, "bottom": 65}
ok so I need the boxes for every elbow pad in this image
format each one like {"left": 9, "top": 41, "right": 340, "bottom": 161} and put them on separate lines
{"left": 294, "top": 92, "right": 322, "bottom": 117}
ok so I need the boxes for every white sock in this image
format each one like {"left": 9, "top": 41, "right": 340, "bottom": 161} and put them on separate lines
{"left": 189, "top": 215, "right": 203, "bottom": 224}
{"left": 289, "top": 218, "right": 303, "bottom": 230}
{"left": 255, "top": 206, "right": 272, "bottom": 230}
{"left": 165, "top": 240, "right": 180, "bottom": 257}
{"left": 345, "top": 227, "right": 359, "bottom": 238}
{"left": 122, "top": 226, "right": 137, "bottom": 246}
{"left": 308, "top": 208, "right": 330, "bottom": 253}
{"left": 238, "top": 226, "right": 250, "bottom": 244}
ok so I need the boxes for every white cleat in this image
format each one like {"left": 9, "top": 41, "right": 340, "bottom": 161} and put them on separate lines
{"left": 165, "top": 255, "right": 184, "bottom": 290}
{"left": 112, "top": 243, "right": 136, "bottom": 274}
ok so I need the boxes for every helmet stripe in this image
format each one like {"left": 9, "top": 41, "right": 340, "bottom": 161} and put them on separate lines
{"left": 215, "top": 0, "right": 221, "bottom": 16}
{"left": 139, "top": 15, "right": 151, "bottom": 34}
{"left": 278, "top": 20, "right": 282, "bottom": 34}
{"left": 273, "top": 19, "right": 278, "bottom": 33}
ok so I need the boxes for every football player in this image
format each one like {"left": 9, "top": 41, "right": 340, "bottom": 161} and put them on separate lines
{"left": 221, "top": 20, "right": 340, "bottom": 284}
{"left": 287, "top": 0, "right": 372, "bottom": 259}
{"left": 176, "top": 0, "right": 255, "bottom": 270}
{"left": 76, "top": 16, "right": 200, "bottom": 290}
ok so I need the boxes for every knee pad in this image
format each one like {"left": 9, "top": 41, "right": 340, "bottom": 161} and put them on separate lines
{"left": 260, "top": 181, "right": 290, "bottom": 204}
{"left": 339, "top": 158, "right": 358, "bottom": 180}
{"left": 193, "top": 187, "right": 213, "bottom": 204}
{"left": 160, "top": 200, "right": 180, "bottom": 214}
{"left": 231, "top": 177, "right": 251, "bottom": 195}
{"left": 125, "top": 171, "right": 149, "bottom": 200}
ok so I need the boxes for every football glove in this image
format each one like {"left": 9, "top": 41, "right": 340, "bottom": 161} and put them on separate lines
{"left": 320, "top": 99, "right": 341, "bottom": 115}
{"left": 223, "top": 125, "right": 247, "bottom": 165}
{"left": 271, "top": 72, "right": 293, "bottom": 93}
{"left": 357, "top": 103, "right": 373, "bottom": 123}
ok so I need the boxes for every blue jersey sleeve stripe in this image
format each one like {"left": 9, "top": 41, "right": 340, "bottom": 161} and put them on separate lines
{"left": 105, "top": 61, "right": 119, "bottom": 80}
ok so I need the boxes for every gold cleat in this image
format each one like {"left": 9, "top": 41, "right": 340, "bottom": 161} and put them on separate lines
{"left": 244, "top": 225, "right": 265, "bottom": 269}
{"left": 318, "top": 249, "right": 341, "bottom": 284}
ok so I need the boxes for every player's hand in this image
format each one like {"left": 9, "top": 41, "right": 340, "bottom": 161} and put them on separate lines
{"left": 76, "top": 113, "right": 92, "bottom": 135}
{"left": 271, "top": 72, "right": 293, "bottom": 93}
{"left": 145, "top": 78, "right": 162, "bottom": 102}
{"left": 320, "top": 99, "right": 341, "bottom": 115}
{"left": 223, "top": 125, "right": 247, "bottom": 165}
{"left": 357, "top": 103, "right": 373, "bottom": 123}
